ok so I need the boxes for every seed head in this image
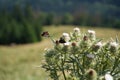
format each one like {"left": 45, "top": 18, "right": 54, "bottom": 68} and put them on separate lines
{"left": 71, "top": 42, "right": 76, "bottom": 46}
{"left": 83, "top": 36, "right": 88, "bottom": 41}
{"left": 86, "top": 69, "right": 97, "bottom": 80}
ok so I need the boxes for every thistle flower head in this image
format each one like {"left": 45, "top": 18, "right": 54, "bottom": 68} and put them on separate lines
{"left": 55, "top": 40, "right": 59, "bottom": 45}
{"left": 74, "top": 27, "right": 80, "bottom": 33}
{"left": 93, "top": 42, "right": 102, "bottom": 52}
{"left": 62, "top": 42, "right": 70, "bottom": 52}
{"left": 88, "top": 30, "right": 96, "bottom": 40}
{"left": 86, "top": 69, "right": 97, "bottom": 80}
{"left": 105, "top": 73, "right": 113, "bottom": 80}
{"left": 110, "top": 42, "right": 118, "bottom": 48}
{"left": 88, "top": 30, "right": 95, "bottom": 35}
{"left": 73, "top": 27, "right": 81, "bottom": 39}
{"left": 95, "top": 42, "right": 103, "bottom": 48}
{"left": 71, "top": 42, "right": 76, "bottom": 46}
{"left": 62, "top": 33, "right": 70, "bottom": 42}
{"left": 83, "top": 35, "right": 88, "bottom": 41}
{"left": 63, "top": 33, "right": 69, "bottom": 37}
{"left": 110, "top": 41, "right": 119, "bottom": 52}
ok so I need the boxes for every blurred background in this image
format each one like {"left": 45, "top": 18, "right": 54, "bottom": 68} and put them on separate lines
{"left": 0, "top": 0, "right": 120, "bottom": 80}
{"left": 0, "top": 0, "right": 120, "bottom": 44}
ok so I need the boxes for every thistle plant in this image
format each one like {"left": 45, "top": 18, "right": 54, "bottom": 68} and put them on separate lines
{"left": 42, "top": 28, "right": 120, "bottom": 80}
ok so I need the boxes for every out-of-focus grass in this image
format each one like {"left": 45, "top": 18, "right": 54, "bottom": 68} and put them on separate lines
{"left": 0, "top": 42, "right": 49, "bottom": 80}
{"left": 44, "top": 25, "right": 120, "bottom": 40}
{"left": 0, "top": 25, "right": 120, "bottom": 80}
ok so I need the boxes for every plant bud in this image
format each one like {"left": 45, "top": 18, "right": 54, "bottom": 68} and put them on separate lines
{"left": 83, "top": 35, "right": 89, "bottom": 41}
{"left": 86, "top": 69, "right": 97, "bottom": 80}
{"left": 88, "top": 30, "right": 96, "bottom": 40}
{"left": 72, "top": 42, "right": 76, "bottom": 46}
{"left": 55, "top": 40, "right": 59, "bottom": 45}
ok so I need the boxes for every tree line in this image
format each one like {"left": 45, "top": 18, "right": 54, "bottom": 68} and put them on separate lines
{"left": 39, "top": 12, "right": 120, "bottom": 28}
{"left": 0, "top": 4, "right": 120, "bottom": 45}
{"left": 0, "top": 5, "right": 42, "bottom": 45}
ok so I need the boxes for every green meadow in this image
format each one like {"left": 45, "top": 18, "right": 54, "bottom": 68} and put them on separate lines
{"left": 0, "top": 26, "right": 120, "bottom": 80}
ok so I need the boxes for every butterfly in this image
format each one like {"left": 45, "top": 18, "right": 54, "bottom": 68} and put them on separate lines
{"left": 41, "top": 31, "right": 49, "bottom": 37}
{"left": 59, "top": 37, "right": 66, "bottom": 43}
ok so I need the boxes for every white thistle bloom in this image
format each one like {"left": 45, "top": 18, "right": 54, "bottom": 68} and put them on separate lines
{"left": 95, "top": 42, "right": 103, "bottom": 48}
{"left": 105, "top": 73, "right": 113, "bottom": 80}
{"left": 74, "top": 27, "right": 80, "bottom": 33}
{"left": 88, "top": 30, "right": 95, "bottom": 35}
{"left": 62, "top": 33, "right": 70, "bottom": 42}
{"left": 88, "top": 30, "right": 96, "bottom": 40}
{"left": 63, "top": 33, "right": 69, "bottom": 37}
{"left": 109, "top": 42, "right": 119, "bottom": 52}
{"left": 110, "top": 42, "right": 118, "bottom": 48}
{"left": 73, "top": 28, "right": 81, "bottom": 41}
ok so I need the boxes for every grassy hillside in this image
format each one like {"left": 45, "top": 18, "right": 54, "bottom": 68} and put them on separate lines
{"left": 0, "top": 26, "right": 120, "bottom": 80}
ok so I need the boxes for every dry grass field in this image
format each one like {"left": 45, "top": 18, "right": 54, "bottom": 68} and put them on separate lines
{"left": 0, "top": 25, "right": 120, "bottom": 80}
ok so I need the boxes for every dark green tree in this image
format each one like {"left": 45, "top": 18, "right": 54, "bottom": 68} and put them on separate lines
{"left": 61, "top": 13, "right": 73, "bottom": 25}
{"left": 21, "top": 21, "right": 38, "bottom": 43}
{"left": 0, "top": 6, "right": 43, "bottom": 45}
{"left": 12, "top": 4, "right": 24, "bottom": 23}
{"left": 45, "top": 13, "right": 54, "bottom": 25}
{"left": 24, "top": 4, "right": 34, "bottom": 22}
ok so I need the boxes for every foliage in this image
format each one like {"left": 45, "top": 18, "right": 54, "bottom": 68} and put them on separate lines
{"left": 0, "top": 5, "right": 42, "bottom": 45}
{"left": 61, "top": 13, "right": 73, "bottom": 25}
{"left": 0, "top": 0, "right": 120, "bottom": 28}
{"left": 42, "top": 27, "right": 120, "bottom": 80}
{"left": 45, "top": 13, "right": 55, "bottom": 25}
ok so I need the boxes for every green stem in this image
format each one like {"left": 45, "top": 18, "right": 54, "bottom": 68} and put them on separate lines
{"left": 61, "top": 54, "right": 67, "bottom": 80}
{"left": 58, "top": 65, "right": 67, "bottom": 80}
{"left": 73, "top": 62, "right": 76, "bottom": 76}
{"left": 111, "top": 56, "right": 119, "bottom": 74}
{"left": 49, "top": 35, "right": 55, "bottom": 45}
{"left": 75, "top": 56, "right": 84, "bottom": 74}
{"left": 62, "top": 69, "right": 67, "bottom": 80}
